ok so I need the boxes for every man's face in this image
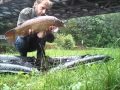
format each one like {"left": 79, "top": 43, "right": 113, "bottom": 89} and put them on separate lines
{"left": 35, "top": 1, "right": 50, "bottom": 16}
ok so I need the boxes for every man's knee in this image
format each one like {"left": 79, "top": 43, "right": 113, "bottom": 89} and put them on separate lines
{"left": 15, "top": 37, "right": 24, "bottom": 50}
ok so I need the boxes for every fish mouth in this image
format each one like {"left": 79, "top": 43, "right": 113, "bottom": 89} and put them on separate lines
{"left": 62, "top": 21, "right": 66, "bottom": 27}
{"left": 61, "top": 22, "right": 66, "bottom": 28}
{"left": 57, "top": 20, "right": 65, "bottom": 27}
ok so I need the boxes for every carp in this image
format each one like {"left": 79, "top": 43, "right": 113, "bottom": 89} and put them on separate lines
{"left": 5, "top": 16, "right": 64, "bottom": 44}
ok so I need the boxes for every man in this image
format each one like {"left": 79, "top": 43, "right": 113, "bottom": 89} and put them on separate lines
{"left": 15, "top": 0, "right": 55, "bottom": 58}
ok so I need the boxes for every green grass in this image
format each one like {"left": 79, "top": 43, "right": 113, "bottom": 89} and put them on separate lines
{"left": 0, "top": 48, "right": 120, "bottom": 90}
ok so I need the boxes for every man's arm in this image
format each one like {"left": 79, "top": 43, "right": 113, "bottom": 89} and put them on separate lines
{"left": 17, "top": 8, "right": 37, "bottom": 35}
{"left": 17, "top": 8, "right": 32, "bottom": 26}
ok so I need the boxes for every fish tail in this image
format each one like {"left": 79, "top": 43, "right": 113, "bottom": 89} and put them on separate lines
{"left": 5, "top": 29, "right": 16, "bottom": 45}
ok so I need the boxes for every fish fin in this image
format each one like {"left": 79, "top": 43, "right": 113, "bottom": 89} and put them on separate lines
{"left": 5, "top": 29, "right": 16, "bottom": 45}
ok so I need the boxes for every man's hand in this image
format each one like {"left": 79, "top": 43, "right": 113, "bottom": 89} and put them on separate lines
{"left": 28, "top": 29, "right": 38, "bottom": 35}
{"left": 47, "top": 25, "right": 57, "bottom": 33}
{"left": 37, "top": 26, "right": 58, "bottom": 38}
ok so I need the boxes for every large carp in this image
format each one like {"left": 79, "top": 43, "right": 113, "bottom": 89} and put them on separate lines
{"left": 5, "top": 16, "right": 64, "bottom": 44}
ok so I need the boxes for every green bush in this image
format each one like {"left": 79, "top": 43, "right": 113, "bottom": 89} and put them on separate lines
{"left": 55, "top": 34, "right": 75, "bottom": 49}
{"left": 45, "top": 43, "right": 58, "bottom": 49}
{"left": 0, "top": 43, "right": 17, "bottom": 53}
{"left": 63, "top": 34, "right": 75, "bottom": 49}
{"left": 59, "top": 13, "right": 120, "bottom": 48}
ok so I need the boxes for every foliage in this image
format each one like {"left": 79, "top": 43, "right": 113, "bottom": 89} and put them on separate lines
{"left": 0, "top": 42, "right": 17, "bottom": 53}
{"left": 54, "top": 34, "right": 75, "bottom": 49}
{"left": 45, "top": 43, "right": 58, "bottom": 49}
{"left": 60, "top": 13, "right": 120, "bottom": 47}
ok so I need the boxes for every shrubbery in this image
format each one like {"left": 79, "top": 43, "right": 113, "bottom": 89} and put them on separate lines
{"left": 0, "top": 43, "right": 17, "bottom": 53}
{"left": 60, "top": 13, "right": 120, "bottom": 48}
{"left": 45, "top": 43, "right": 58, "bottom": 49}
{"left": 54, "top": 34, "right": 75, "bottom": 49}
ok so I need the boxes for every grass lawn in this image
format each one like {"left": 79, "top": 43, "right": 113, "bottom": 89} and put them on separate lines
{"left": 0, "top": 48, "right": 120, "bottom": 90}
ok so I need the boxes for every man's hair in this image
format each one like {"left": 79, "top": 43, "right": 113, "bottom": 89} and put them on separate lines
{"left": 33, "top": 0, "right": 53, "bottom": 8}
